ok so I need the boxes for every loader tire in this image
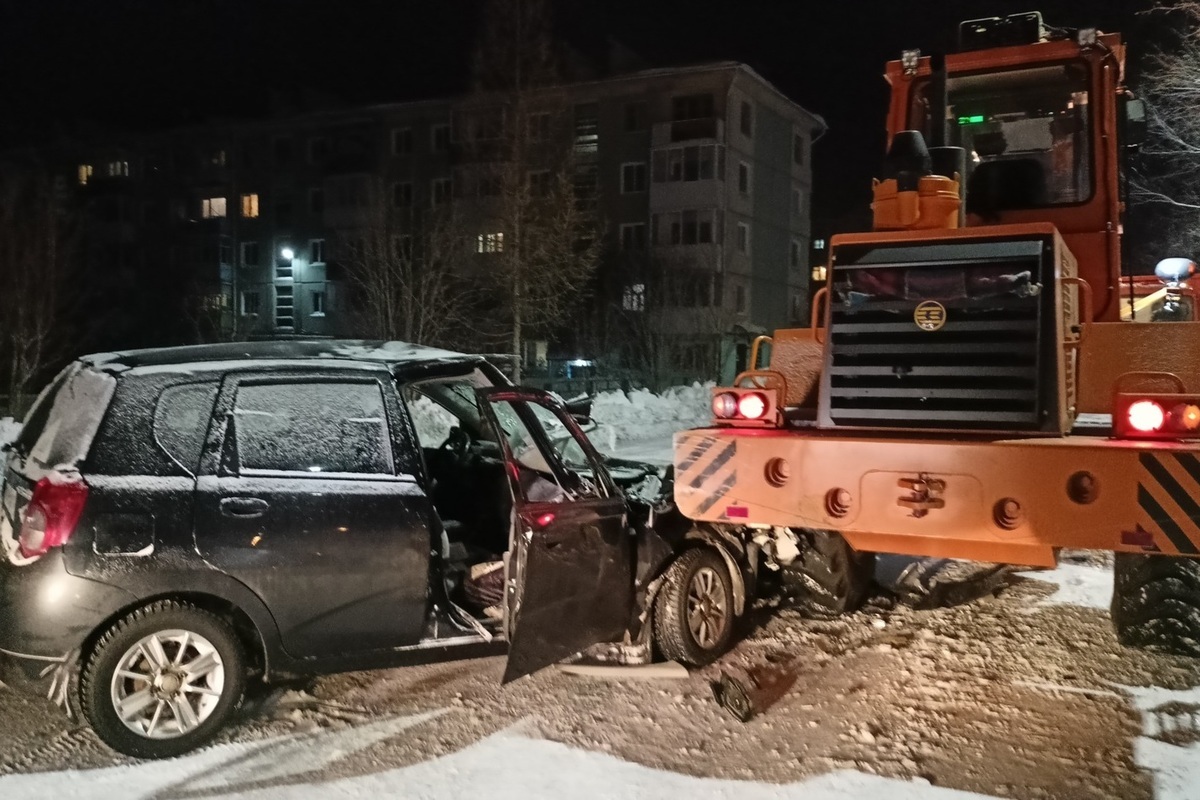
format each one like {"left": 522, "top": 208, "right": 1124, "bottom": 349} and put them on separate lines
{"left": 780, "top": 530, "right": 874, "bottom": 619}
{"left": 1112, "top": 552, "right": 1200, "bottom": 657}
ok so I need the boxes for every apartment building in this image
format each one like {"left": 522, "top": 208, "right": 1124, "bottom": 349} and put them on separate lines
{"left": 50, "top": 62, "right": 824, "bottom": 380}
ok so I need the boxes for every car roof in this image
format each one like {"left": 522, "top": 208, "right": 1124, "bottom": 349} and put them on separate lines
{"left": 82, "top": 340, "right": 489, "bottom": 377}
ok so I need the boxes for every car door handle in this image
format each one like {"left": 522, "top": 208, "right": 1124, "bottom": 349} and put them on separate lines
{"left": 220, "top": 497, "right": 269, "bottom": 519}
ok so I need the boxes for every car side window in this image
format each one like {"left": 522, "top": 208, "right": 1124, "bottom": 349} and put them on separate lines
{"left": 154, "top": 383, "right": 219, "bottom": 475}
{"left": 232, "top": 381, "right": 394, "bottom": 475}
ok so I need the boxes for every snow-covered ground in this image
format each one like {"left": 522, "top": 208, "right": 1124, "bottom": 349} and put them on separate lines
{"left": 3, "top": 390, "right": 1200, "bottom": 798}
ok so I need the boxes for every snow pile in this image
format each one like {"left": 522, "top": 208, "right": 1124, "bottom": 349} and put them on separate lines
{"left": 590, "top": 383, "right": 713, "bottom": 446}
{"left": 0, "top": 417, "right": 21, "bottom": 450}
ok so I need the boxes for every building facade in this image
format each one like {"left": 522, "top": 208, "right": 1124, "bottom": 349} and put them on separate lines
{"left": 43, "top": 62, "right": 824, "bottom": 383}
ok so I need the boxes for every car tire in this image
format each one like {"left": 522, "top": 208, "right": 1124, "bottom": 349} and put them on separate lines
{"left": 653, "top": 547, "right": 736, "bottom": 667}
{"left": 1112, "top": 552, "right": 1200, "bottom": 657}
{"left": 80, "top": 600, "right": 246, "bottom": 759}
{"left": 780, "top": 529, "right": 874, "bottom": 618}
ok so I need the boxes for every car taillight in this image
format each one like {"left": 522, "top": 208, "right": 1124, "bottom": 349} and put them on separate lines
{"left": 737, "top": 392, "right": 768, "bottom": 420}
{"left": 17, "top": 477, "right": 89, "bottom": 559}
{"left": 1115, "top": 393, "right": 1200, "bottom": 440}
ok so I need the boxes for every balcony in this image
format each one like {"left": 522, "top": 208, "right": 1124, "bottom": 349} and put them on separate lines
{"left": 652, "top": 118, "right": 724, "bottom": 147}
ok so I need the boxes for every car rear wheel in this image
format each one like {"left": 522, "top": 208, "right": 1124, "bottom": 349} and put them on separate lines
{"left": 81, "top": 600, "right": 246, "bottom": 758}
{"left": 653, "top": 547, "right": 735, "bottom": 667}
{"left": 1112, "top": 552, "right": 1200, "bottom": 657}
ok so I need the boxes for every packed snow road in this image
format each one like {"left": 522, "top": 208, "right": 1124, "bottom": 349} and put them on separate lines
{"left": 2, "top": 553, "right": 1198, "bottom": 799}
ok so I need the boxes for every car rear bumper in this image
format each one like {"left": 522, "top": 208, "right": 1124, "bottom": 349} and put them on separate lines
{"left": 0, "top": 548, "right": 136, "bottom": 663}
{"left": 0, "top": 647, "right": 61, "bottom": 696}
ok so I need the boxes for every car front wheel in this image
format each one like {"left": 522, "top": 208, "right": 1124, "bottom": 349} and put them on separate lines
{"left": 80, "top": 600, "right": 246, "bottom": 758}
{"left": 653, "top": 547, "right": 736, "bottom": 666}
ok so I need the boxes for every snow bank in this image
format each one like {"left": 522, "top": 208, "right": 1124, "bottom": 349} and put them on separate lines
{"left": 590, "top": 383, "right": 713, "bottom": 447}
{"left": 0, "top": 715, "right": 1000, "bottom": 800}
{"left": 0, "top": 417, "right": 21, "bottom": 449}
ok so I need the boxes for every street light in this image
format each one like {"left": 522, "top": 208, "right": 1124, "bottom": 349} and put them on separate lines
{"left": 280, "top": 247, "right": 295, "bottom": 261}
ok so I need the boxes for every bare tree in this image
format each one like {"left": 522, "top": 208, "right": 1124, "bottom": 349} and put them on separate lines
{"left": 465, "top": 0, "right": 603, "bottom": 381}
{"left": 1131, "top": 3, "right": 1200, "bottom": 253}
{"left": 0, "top": 166, "right": 77, "bottom": 415}
{"left": 615, "top": 251, "right": 740, "bottom": 391}
{"left": 338, "top": 190, "right": 475, "bottom": 348}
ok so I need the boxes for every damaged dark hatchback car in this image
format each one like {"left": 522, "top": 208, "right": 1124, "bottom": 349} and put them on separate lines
{"left": 0, "top": 341, "right": 744, "bottom": 758}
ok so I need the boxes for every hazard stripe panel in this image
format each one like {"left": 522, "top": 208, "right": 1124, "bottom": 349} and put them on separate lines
{"left": 675, "top": 435, "right": 738, "bottom": 520}
{"left": 1137, "top": 452, "right": 1200, "bottom": 555}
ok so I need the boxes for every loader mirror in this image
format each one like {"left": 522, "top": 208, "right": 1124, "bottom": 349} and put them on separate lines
{"left": 1121, "top": 97, "right": 1147, "bottom": 150}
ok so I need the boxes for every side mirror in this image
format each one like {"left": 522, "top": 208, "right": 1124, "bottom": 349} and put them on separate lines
{"left": 1122, "top": 96, "right": 1147, "bottom": 150}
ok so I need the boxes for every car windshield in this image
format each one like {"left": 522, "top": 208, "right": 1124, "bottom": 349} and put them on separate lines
{"left": 909, "top": 61, "right": 1093, "bottom": 208}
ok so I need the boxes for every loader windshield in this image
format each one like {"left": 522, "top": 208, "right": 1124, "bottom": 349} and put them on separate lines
{"left": 909, "top": 61, "right": 1093, "bottom": 208}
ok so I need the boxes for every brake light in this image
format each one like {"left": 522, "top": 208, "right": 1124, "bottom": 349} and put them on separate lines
{"left": 1127, "top": 400, "right": 1165, "bottom": 433}
{"left": 17, "top": 477, "right": 89, "bottom": 558}
{"left": 710, "top": 387, "right": 778, "bottom": 426}
{"left": 1115, "top": 393, "right": 1200, "bottom": 440}
{"left": 737, "top": 392, "right": 768, "bottom": 420}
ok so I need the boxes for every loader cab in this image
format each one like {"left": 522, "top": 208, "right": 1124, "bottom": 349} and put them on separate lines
{"left": 885, "top": 19, "right": 1129, "bottom": 320}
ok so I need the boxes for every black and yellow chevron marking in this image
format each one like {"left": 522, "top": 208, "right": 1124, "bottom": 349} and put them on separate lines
{"left": 675, "top": 435, "right": 738, "bottom": 518}
{"left": 1137, "top": 452, "right": 1200, "bottom": 555}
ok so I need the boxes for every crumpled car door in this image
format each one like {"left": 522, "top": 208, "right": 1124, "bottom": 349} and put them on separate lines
{"left": 476, "top": 387, "right": 633, "bottom": 682}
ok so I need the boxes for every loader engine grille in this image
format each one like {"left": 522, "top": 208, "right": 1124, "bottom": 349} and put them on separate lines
{"left": 821, "top": 237, "right": 1057, "bottom": 432}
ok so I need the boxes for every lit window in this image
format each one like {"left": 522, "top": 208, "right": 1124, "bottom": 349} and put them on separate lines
{"left": 813, "top": 238, "right": 827, "bottom": 250}
{"left": 623, "top": 283, "right": 646, "bottom": 311}
{"left": 77, "top": 164, "right": 93, "bottom": 185}
{"left": 310, "top": 239, "right": 326, "bottom": 264}
{"left": 241, "top": 193, "right": 259, "bottom": 218}
{"left": 620, "top": 162, "right": 647, "bottom": 194}
{"left": 476, "top": 232, "right": 504, "bottom": 254}
{"left": 202, "top": 197, "right": 227, "bottom": 219}
{"left": 574, "top": 102, "right": 599, "bottom": 153}
{"left": 311, "top": 291, "right": 326, "bottom": 315}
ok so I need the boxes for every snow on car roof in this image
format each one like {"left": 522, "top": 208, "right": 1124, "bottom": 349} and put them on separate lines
{"left": 83, "top": 340, "right": 485, "bottom": 374}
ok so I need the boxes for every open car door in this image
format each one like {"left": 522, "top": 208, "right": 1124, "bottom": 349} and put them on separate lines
{"left": 476, "top": 388, "right": 634, "bottom": 682}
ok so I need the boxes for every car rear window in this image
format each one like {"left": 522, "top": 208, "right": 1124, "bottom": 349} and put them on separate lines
{"left": 88, "top": 376, "right": 219, "bottom": 477}
{"left": 232, "top": 380, "right": 394, "bottom": 475}
{"left": 21, "top": 364, "right": 117, "bottom": 470}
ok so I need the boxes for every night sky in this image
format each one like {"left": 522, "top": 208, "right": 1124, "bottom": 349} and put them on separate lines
{"left": 1, "top": 0, "right": 1160, "bottom": 224}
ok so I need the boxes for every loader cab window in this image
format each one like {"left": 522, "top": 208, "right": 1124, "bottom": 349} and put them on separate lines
{"left": 909, "top": 61, "right": 1093, "bottom": 210}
